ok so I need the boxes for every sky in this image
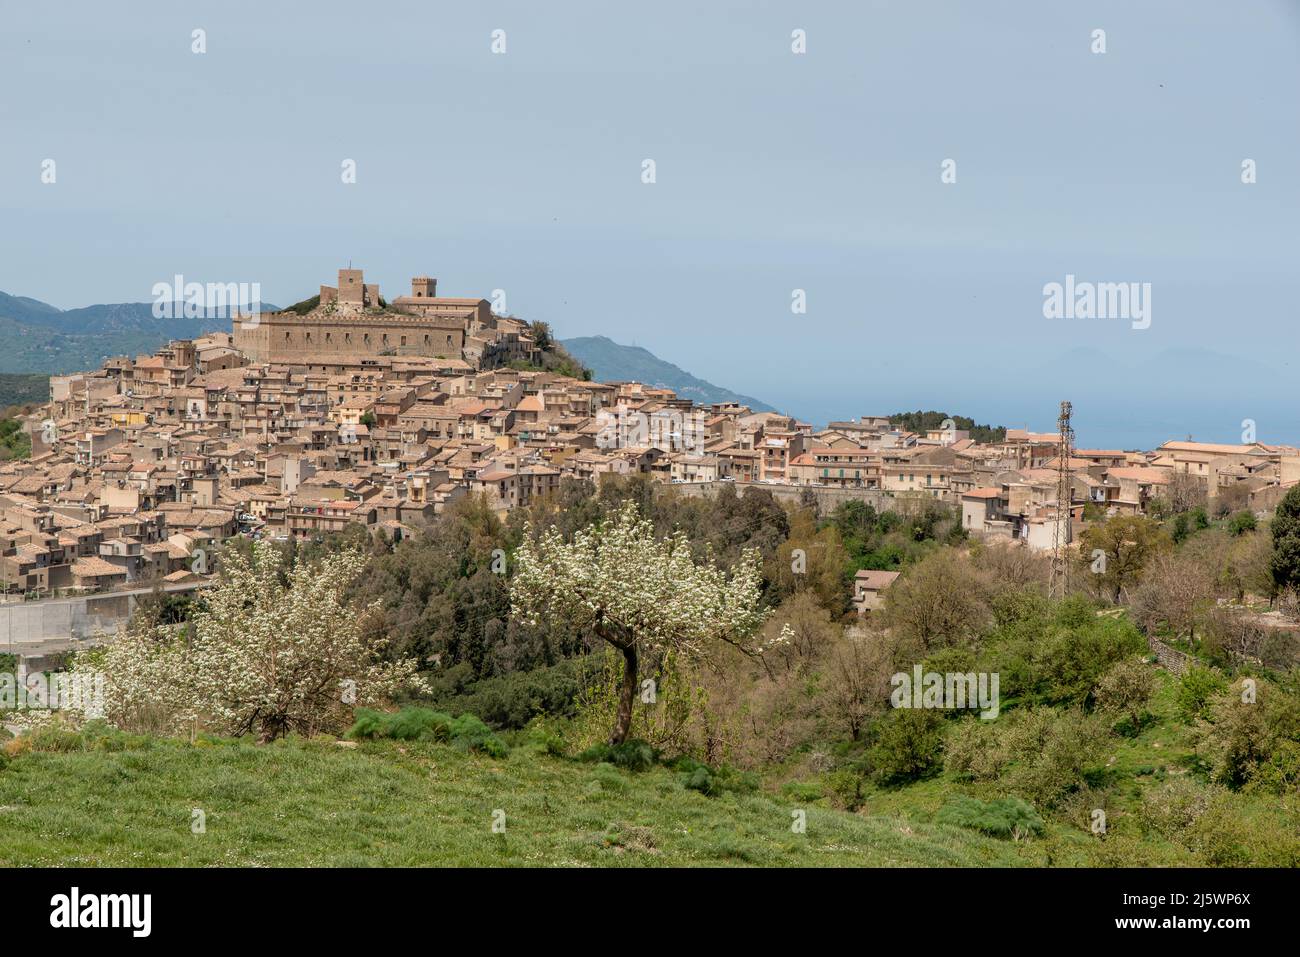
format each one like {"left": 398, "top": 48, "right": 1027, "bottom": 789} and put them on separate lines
{"left": 2, "top": 0, "right": 1298, "bottom": 450}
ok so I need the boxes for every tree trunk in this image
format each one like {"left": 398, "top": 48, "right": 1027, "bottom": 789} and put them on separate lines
{"left": 610, "top": 644, "right": 638, "bottom": 746}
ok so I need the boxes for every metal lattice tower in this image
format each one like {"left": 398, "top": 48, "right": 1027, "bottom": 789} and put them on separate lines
{"left": 1049, "top": 400, "right": 1074, "bottom": 598}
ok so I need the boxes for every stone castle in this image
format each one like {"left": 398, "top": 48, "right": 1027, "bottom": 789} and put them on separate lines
{"left": 232, "top": 267, "right": 537, "bottom": 369}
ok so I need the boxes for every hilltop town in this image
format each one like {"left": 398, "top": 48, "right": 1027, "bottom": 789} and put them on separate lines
{"left": 1, "top": 266, "right": 1295, "bottom": 599}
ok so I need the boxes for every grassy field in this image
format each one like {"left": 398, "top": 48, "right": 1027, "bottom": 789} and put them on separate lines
{"left": 0, "top": 732, "right": 1032, "bottom": 868}
{"left": 1, "top": 669, "right": 1292, "bottom": 867}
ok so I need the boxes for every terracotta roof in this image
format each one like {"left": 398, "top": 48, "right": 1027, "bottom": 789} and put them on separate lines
{"left": 854, "top": 570, "right": 901, "bottom": 590}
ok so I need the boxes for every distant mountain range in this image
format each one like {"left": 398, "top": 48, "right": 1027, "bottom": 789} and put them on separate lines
{"left": 562, "top": 336, "right": 775, "bottom": 412}
{"left": 0, "top": 292, "right": 274, "bottom": 375}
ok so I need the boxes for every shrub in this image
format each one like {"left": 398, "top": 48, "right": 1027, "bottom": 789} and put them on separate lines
{"left": 1228, "top": 511, "right": 1257, "bottom": 536}
{"left": 937, "top": 795, "right": 1044, "bottom": 839}
{"left": 524, "top": 717, "right": 569, "bottom": 757}
{"left": 447, "top": 713, "right": 508, "bottom": 758}
{"left": 578, "top": 739, "right": 656, "bottom": 772}
{"left": 1249, "top": 739, "right": 1300, "bottom": 796}
{"left": 825, "top": 767, "right": 866, "bottom": 811}
{"left": 387, "top": 708, "right": 454, "bottom": 742}
{"left": 944, "top": 717, "right": 1011, "bottom": 781}
{"left": 1189, "top": 802, "right": 1252, "bottom": 867}
{"left": 867, "top": 709, "right": 944, "bottom": 786}
{"left": 1093, "top": 658, "right": 1156, "bottom": 734}
{"left": 1196, "top": 679, "right": 1300, "bottom": 792}
{"left": 347, "top": 707, "right": 506, "bottom": 756}
{"left": 421, "top": 657, "right": 601, "bottom": 730}
{"left": 985, "top": 595, "right": 1144, "bottom": 708}
{"left": 1003, "top": 707, "right": 1111, "bottom": 809}
{"left": 1136, "top": 777, "right": 1216, "bottom": 841}
{"left": 1176, "top": 666, "right": 1227, "bottom": 720}
{"left": 670, "top": 755, "right": 759, "bottom": 797}
{"left": 683, "top": 764, "right": 717, "bottom": 795}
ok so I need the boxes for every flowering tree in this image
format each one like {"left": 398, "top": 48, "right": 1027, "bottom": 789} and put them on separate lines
{"left": 87, "top": 544, "right": 425, "bottom": 741}
{"left": 511, "top": 501, "right": 769, "bottom": 745}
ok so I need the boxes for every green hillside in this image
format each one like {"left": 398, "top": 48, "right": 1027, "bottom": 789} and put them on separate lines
{"left": 0, "top": 292, "right": 273, "bottom": 375}
{"left": 0, "top": 374, "right": 49, "bottom": 409}
{"left": 0, "top": 731, "right": 1026, "bottom": 867}
{"left": 562, "top": 335, "right": 774, "bottom": 411}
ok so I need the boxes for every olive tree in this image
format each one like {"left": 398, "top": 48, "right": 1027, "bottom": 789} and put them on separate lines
{"left": 510, "top": 501, "right": 768, "bottom": 745}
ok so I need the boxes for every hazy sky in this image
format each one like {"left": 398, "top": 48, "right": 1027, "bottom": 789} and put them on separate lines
{"left": 3, "top": 1, "right": 1298, "bottom": 448}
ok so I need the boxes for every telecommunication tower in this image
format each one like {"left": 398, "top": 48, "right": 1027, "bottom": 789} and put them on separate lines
{"left": 1049, "top": 400, "right": 1074, "bottom": 598}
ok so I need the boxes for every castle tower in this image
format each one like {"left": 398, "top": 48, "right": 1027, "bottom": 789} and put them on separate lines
{"left": 338, "top": 269, "right": 366, "bottom": 306}
{"left": 411, "top": 276, "right": 437, "bottom": 298}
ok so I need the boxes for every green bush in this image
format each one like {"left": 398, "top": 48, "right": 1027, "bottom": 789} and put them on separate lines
{"left": 683, "top": 765, "right": 717, "bottom": 795}
{"left": 985, "top": 595, "right": 1145, "bottom": 708}
{"left": 579, "top": 739, "right": 656, "bottom": 772}
{"left": 1176, "top": 666, "right": 1227, "bottom": 721}
{"left": 1002, "top": 707, "right": 1110, "bottom": 808}
{"left": 944, "top": 717, "right": 1011, "bottom": 781}
{"left": 670, "top": 755, "right": 759, "bottom": 797}
{"left": 867, "top": 709, "right": 944, "bottom": 786}
{"left": 937, "top": 795, "right": 1044, "bottom": 839}
{"left": 825, "top": 768, "right": 866, "bottom": 811}
{"left": 421, "top": 657, "right": 601, "bottom": 730}
{"left": 446, "top": 713, "right": 508, "bottom": 758}
{"left": 387, "top": 708, "right": 454, "bottom": 742}
{"left": 347, "top": 707, "right": 506, "bottom": 757}
{"left": 1196, "top": 680, "right": 1300, "bottom": 792}
{"left": 1228, "top": 511, "right": 1257, "bottom": 536}
{"left": 1136, "top": 777, "right": 1215, "bottom": 841}
{"left": 523, "top": 718, "right": 569, "bottom": 757}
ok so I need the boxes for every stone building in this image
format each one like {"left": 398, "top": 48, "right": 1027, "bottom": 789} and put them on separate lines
{"left": 234, "top": 268, "right": 498, "bottom": 365}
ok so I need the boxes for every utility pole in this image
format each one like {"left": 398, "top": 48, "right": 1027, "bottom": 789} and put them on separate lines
{"left": 1050, "top": 400, "right": 1074, "bottom": 599}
